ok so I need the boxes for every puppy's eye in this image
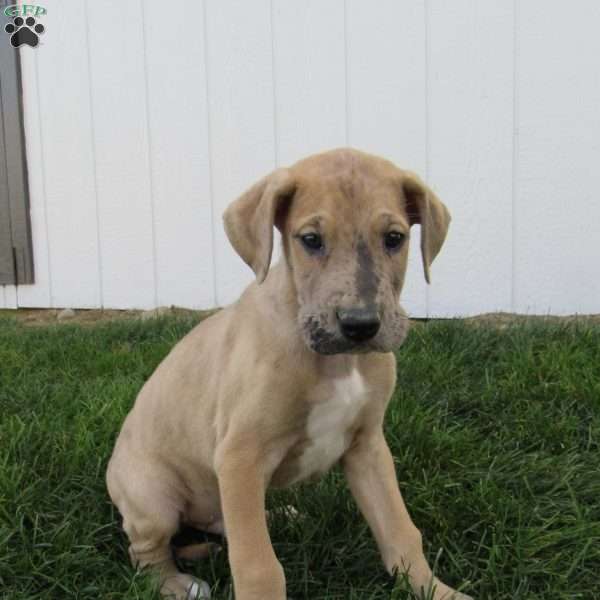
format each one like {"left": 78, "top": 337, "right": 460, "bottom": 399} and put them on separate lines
{"left": 300, "top": 233, "right": 324, "bottom": 252}
{"left": 384, "top": 231, "right": 405, "bottom": 251}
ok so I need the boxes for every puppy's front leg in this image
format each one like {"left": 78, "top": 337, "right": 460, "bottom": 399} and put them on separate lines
{"left": 342, "top": 428, "right": 472, "bottom": 600}
{"left": 216, "top": 445, "right": 286, "bottom": 600}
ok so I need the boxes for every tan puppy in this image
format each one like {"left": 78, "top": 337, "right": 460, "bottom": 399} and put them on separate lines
{"left": 107, "top": 148, "right": 472, "bottom": 600}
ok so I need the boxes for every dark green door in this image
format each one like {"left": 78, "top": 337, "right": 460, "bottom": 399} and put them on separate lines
{"left": 0, "top": 0, "right": 34, "bottom": 285}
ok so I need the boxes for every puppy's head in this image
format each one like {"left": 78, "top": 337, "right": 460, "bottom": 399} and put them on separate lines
{"left": 224, "top": 148, "right": 450, "bottom": 354}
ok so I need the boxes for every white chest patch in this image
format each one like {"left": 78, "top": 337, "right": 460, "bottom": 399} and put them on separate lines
{"left": 294, "top": 369, "right": 368, "bottom": 482}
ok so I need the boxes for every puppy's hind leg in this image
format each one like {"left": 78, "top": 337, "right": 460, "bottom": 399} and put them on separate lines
{"left": 108, "top": 464, "right": 211, "bottom": 599}
{"left": 124, "top": 503, "right": 212, "bottom": 600}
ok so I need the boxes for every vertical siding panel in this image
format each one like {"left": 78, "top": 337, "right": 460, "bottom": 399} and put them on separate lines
{"left": 205, "top": 0, "right": 276, "bottom": 306}
{"left": 3, "top": 285, "right": 17, "bottom": 308}
{"left": 272, "top": 0, "right": 346, "bottom": 165}
{"left": 345, "top": 0, "right": 427, "bottom": 317}
{"left": 271, "top": 0, "right": 346, "bottom": 267}
{"left": 19, "top": 65, "right": 51, "bottom": 307}
{"left": 15, "top": 48, "right": 52, "bottom": 307}
{"left": 427, "top": 0, "right": 513, "bottom": 317}
{"left": 23, "top": 0, "right": 99, "bottom": 308}
{"left": 87, "top": 0, "right": 155, "bottom": 309}
{"left": 515, "top": 2, "right": 600, "bottom": 314}
{"left": 142, "top": 0, "right": 214, "bottom": 309}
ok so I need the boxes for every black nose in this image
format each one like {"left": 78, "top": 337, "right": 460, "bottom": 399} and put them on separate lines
{"left": 336, "top": 308, "right": 381, "bottom": 342}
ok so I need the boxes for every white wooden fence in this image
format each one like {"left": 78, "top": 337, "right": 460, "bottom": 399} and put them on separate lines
{"left": 1, "top": 0, "right": 599, "bottom": 316}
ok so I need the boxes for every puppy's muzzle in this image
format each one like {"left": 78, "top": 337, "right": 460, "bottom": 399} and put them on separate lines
{"left": 336, "top": 308, "right": 381, "bottom": 343}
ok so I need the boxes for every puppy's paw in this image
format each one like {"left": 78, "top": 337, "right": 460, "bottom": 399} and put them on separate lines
{"left": 431, "top": 578, "right": 473, "bottom": 600}
{"left": 444, "top": 593, "right": 473, "bottom": 600}
{"left": 186, "top": 579, "right": 211, "bottom": 600}
{"left": 415, "top": 576, "right": 472, "bottom": 600}
{"left": 161, "top": 573, "right": 211, "bottom": 599}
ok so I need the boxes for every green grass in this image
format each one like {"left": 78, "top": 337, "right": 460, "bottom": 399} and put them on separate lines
{"left": 1, "top": 314, "right": 599, "bottom": 599}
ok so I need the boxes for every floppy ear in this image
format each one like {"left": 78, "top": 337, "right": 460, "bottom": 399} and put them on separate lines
{"left": 402, "top": 171, "right": 451, "bottom": 284}
{"left": 223, "top": 169, "right": 296, "bottom": 284}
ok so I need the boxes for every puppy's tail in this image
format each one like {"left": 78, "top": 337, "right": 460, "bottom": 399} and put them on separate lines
{"left": 174, "top": 542, "right": 221, "bottom": 561}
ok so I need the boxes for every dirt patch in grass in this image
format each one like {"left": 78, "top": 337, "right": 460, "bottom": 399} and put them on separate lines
{"left": 2, "top": 307, "right": 599, "bottom": 327}
{"left": 0, "top": 306, "right": 218, "bottom": 326}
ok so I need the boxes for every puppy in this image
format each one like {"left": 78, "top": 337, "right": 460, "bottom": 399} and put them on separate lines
{"left": 107, "top": 148, "right": 471, "bottom": 600}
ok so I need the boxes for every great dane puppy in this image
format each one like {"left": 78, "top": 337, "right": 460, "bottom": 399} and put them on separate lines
{"left": 107, "top": 148, "right": 472, "bottom": 600}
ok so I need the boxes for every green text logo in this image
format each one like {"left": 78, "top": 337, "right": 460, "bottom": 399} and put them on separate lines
{"left": 4, "top": 4, "right": 46, "bottom": 18}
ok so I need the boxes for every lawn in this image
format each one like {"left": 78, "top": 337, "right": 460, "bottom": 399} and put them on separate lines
{"left": 0, "top": 313, "right": 599, "bottom": 600}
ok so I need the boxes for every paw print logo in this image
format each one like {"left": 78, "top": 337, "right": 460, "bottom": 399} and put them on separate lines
{"left": 4, "top": 16, "right": 45, "bottom": 48}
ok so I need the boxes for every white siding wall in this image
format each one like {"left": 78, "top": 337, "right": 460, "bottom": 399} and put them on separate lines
{"left": 2, "top": 0, "right": 599, "bottom": 316}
